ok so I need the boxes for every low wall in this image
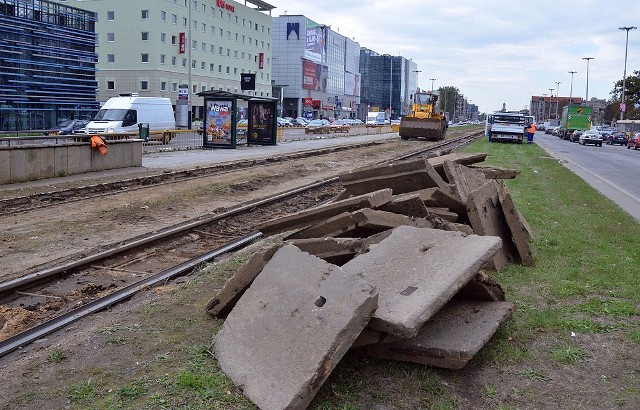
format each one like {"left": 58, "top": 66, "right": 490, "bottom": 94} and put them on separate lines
{"left": 0, "top": 139, "right": 143, "bottom": 184}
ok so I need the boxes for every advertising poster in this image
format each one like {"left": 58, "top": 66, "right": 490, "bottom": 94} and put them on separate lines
{"left": 302, "top": 60, "right": 317, "bottom": 90}
{"left": 247, "top": 101, "right": 276, "bottom": 145}
{"left": 204, "top": 99, "right": 234, "bottom": 147}
{"left": 344, "top": 72, "right": 361, "bottom": 97}
{"left": 304, "top": 26, "right": 325, "bottom": 63}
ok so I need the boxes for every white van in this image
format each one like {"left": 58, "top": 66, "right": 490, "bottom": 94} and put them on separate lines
{"left": 85, "top": 94, "right": 176, "bottom": 143}
{"left": 366, "top": 111, "right": 386, "bottom": 127}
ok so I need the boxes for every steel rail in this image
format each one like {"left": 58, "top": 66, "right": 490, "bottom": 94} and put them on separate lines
{"left": 0, "top": 232, "right": 262, "bottom": 358}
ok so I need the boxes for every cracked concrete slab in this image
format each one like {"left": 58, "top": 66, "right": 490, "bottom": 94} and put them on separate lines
{"left": 212, "top": 244, "right": 378, "bottom": 410}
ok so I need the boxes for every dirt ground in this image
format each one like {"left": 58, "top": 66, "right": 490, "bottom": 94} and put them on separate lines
{"left": 1, "top": 135, "right": 637, "bottom": 410}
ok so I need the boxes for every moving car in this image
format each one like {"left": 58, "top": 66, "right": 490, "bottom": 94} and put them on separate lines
{"left": 578, "top": 130, "right": 603, "bottom": 146}
{"left": 627, "top": 132, "right": 640, "bottom": 150}
{"left": 304, "top": 119, "right": 331, "bottom": 134}
{"left": 329, "top": 119, "right": 350, "bottom": 133}
{"left": 49, "top": 119, "right": 89, "bottom": 135}
{"left": 569, "top": 129, "right": 583, "bottom": 143}
{"left": 607, "top": 131, "right": 628, "bottom": 146}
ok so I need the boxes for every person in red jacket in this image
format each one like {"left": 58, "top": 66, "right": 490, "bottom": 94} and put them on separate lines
{"left": 526, "top": 122, "right": 537, "bottom": 144}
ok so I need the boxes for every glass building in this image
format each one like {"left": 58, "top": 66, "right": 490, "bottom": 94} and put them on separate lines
{"left": 0, "top": 0, "right": 99, "bottom": 131}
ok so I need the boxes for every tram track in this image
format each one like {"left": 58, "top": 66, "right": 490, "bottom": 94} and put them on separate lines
{"left": 0, "top": 132, "right": 482, "bottom": 358}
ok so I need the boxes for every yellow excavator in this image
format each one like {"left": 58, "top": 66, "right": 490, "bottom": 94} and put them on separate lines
{"left": 399, "top": 91, "right": 447, "bottom": 141}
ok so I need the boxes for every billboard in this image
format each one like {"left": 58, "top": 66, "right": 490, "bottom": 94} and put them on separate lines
{"left": 204, "top": 99, "right": 234, "bottom": 147}
{"left": 304, "top": 26, "right": 326, "bottom": 63}
{"left": 344, "top": 72, "right": 361, "bottom": 97}
{"left": 248, "top": 101, "right": 276, "bottom": 145}
{"left": 302, "top": 59, "right": 327, "bottom": 92}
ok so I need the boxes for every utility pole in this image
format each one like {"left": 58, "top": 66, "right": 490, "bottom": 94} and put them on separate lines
{"left": 548, "top": 88, "right": 554, "bottom": 120}
{"left": 429, "top": 78, "right": 436, "bottom": 93}
{"left": 555, "top": 81, "right": 562, "bottom": 119}
{"left": 619, "top": 26, "right": 637, "bottom": 120}
{"left": 568, "top": 71, "right": 577, "bottom": 105}
{"left": 582, "top": 57, "right": 594, "bottom": 102}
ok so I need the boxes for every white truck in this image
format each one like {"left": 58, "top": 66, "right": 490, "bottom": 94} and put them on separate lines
{"left": 366, "top": 111, "right": 386, "bottom": 127}
{"left": 85, "top": 94, "right": 176, "bottom": 143}
{"left": 485, "top": 112, "right": 527, "bottom": 143}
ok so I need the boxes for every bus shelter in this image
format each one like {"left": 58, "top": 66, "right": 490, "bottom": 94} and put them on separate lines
{"left": 197, "top": 90, "right": 278, "bottom": 148}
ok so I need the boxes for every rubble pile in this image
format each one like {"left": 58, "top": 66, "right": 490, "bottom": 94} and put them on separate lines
{"left": 207, "top": 152, "right": 533, "bottom": 409}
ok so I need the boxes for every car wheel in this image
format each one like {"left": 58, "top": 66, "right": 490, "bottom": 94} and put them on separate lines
{"left": 598, "top": 143, "right": 602, "bottom": 147}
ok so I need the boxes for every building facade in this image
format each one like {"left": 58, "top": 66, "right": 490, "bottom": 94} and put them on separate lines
{"left": 530, "top": 95, "right": 584, "bottom": 123}
{"left": 359, "top": 48, "right": 417, "bottom": 121}
{"left": 0, "top": 0, "right": 98, "bottom": 131}
{"left": 271, "top": 15, "right": 361, "bottom": 121}
{"left": 54, "top": 0, "right": 275, "bottom": 122}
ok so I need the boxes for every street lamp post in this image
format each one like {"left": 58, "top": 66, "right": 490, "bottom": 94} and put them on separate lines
{"left": 568, "top": 71, "right": 577, "bottom": 105}
{"left": 548, "top": 89, "right": 554, "bottom": 120}
{"left": 555, "top": 81, "right": 561, "bottom": 119}
{"left": 619, "top": 26, "right": 637, "bottom": 120}
{"left": 429, "top": 78, "right": 436, "bottom": 93}
{"left": 383, "top": 54, "right": 393, "bottom": 120}
{"left": 412, "top": 70, "right": 421, "bottom": 91}
{"left": 582, "top": 57, "right": 594, "bottom": 102}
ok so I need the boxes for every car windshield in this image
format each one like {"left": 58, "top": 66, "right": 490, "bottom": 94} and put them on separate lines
{"left": 93, "top": 108, "right": 128, "bottom": 121}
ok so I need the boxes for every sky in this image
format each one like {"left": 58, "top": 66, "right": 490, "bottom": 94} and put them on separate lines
{"left": 265, "top": 0, "right": 640, "bottom": 114}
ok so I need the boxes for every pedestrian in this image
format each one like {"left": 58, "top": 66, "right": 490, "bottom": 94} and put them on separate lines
{"left": 526, "top": 122, "right": 537, "bottom": 144}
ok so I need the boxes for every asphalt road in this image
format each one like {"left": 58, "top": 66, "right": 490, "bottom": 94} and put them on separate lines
{"left": 534, "top": 131, "right": 640, "bottom": 221}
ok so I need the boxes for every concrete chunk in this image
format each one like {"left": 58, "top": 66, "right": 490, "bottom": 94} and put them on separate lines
{"left": 379, "top": 192, "right": 431, "bottom": 218}
{"left": 206, "top": 244, "right": 283, "bottom": 317}
{"left": 466, "top": 180, "right": 517, "bottom": 271}
{"left": 339, "top": 158, "right": 451, "bottom": 196}
{"left": 212, "top": 245, "right": 378, "bottom": 410}
{"left": 256, "top": 188, "right": 392, "bottom": 235}
{"left": 497, "top": 182, "right": 535, "bottom": 266}
{"left": 444, "top": 161, "right": 488, "bottom": 203}
{"left": 427, "top": 152, "right": 488, "bottom": 174}
{"left": 287, "top": 237, "right": 364, "bottom": 265}
{"left": 470, "top": 165, "right": 520, "bottom": 179}
{"left": 352, "top": 300, "right": 514, "bottom": 369}
{"left": 342, "top": 226, "right": 502, "bottom": 338}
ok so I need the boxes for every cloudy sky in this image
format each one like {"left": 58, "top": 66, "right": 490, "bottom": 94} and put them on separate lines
{"left": 266, "top": 0, "right": 640, "bottom": 113}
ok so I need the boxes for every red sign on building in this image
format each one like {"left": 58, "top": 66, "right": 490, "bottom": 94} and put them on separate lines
{"left": 303, "top": 97, "right": 313, "bottom": 106}
{"left": 258, "top": 53, "right": 264, "bottom": 69}
{"left": 179, "top": 32, "right": 185, "bottom": 54}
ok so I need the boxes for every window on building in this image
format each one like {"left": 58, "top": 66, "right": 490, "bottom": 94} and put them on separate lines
{"left": 160, "top": 33, "right": 166, "bottom": 43}
{"left": 192, "top": 84, "right": 197, "bottom": 93}
{"left": 141, "top": 54, "right": 149, "bottom": 63}
{"left": 160, "top": 54, "right": 166, "bottom": 64}
{"left": 172, "top": 14, "right": 177, "bottom": 24}
{"left": 201, "top": 42, "right": 206, "bottom": 51}
{"left": 226, "top": 66, "right": 230, "bottom": 74}
{"left": 107, "top": 32, "right": 115, "bottom": 42}
{"left": 182, "top": 58, "right": 187, "bottom": 67}
{"left": 241, "top": 52, "right": 245, "bottom": 59}
{"left": 161, "top": 11, "right": 166, "bottom": 21}
{"left": 210, "top": 63, "right": 214, "bottom": 71}
{"left": 233, "top": 67, "right": 237, "bottom": 75}
{"left": 219, "top": 28, "right": 223, "bottom": 36}
{"left": 141, "top": 10, "right": 149, "bottom": 19}
{"left": 254, "top": 23, "right": 258, "bottom": 30}
{"left": 202, "top": 4, "right": 206, "bottom": 12}
{"left": 227, "top": 30, "right": 230, "bottom": 39}
{"left": 107, "top": 11, "right": 115, "bottom": 20}
{"left": 218, "top": 46, "right": 223, "bottom": 55}
{"left": 202, "top": 85, "right": 207, "bottom": 91}
{"left": 192, "top": 20, "right": 197, "bottom": 30}
{"left": 192, "top": 40, "right": 196, "bottom": 49}
{"left": 211, "top": 25, "right": 215, "bottom": 34}
{"left": 141, "top": 32, "right": 149, "bottom": 41}
{"left": 172, "top": 56, "right": 177, "bottom": 66}
{"left": 210, "top": 45, "right": 215, "bottom": 53}
{"left": 218, "top": 65, "right": 222, "bottom": 73}
{"left": 107, "top": 81, "right": 115, "bottom": 90}
{"left": 234, "top": 50, "right": 238, "bottom": 58}
{"left": 200, "top": 61, "right": 205, "bottom": 70}
{"left": 192, "top": 60, "right": 196, "bottom": 69}
{"left": 172, "top": 82, "right": 178, "bottom": 92}
{"left": 192, "top": 0, "right": 197, "bottom": 10}
{"left": 141, "top": 81, "right": 148, "bottom": 90}
{"left": 107, "top": 54, "right": 115, "bottom": 63}
{"left": 172, "top": 35, "right": 177, "bottom": 44}
{"left": 161, "top": 81, "right": 167, "bottom": 91}
{"left": 219, "top": 10, "right": 223, "bottom": 18}
{"left": 182, "top": 17, "right": 187, "bottom": 27}
{"left": 226, "top": 48, "right": 230, "bottom": 56}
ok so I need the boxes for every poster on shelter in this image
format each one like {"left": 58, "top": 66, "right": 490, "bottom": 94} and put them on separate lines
{"left": 205, "top": 99, "right": 233, "bottom": 146}
{"left": 304, "top": 26, "right": 326, "bottom": 63}
{"left": 248, "top": 101, "right": 276, "bottom": 145}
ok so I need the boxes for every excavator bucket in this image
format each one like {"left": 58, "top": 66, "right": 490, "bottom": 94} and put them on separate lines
{"left": 399, "top": 117, "right": 447, "bottom": 141}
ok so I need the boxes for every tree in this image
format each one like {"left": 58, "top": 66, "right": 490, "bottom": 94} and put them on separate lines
{"left": 610, "top": 70, "right": 640, "bottom": 119}
{"left": 437, "top": 86, "right": 459, "bottom": 122}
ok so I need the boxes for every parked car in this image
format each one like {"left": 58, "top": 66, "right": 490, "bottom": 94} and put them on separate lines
{"left": 351, "top": 119, "right": 364, "bottom": 125}
{"left": 277, "top": 117, "right": 293, "bottom": 127}
{"left": 627, "top": 132, "right": 640, "bottom": 150}
{"left": 551, "top": 126, "right": 560, "bottom": 136}
{"left": 329, "top": 119, "right": 350, "bottom": 133}
{"left": 579, "top": 130, "right": 603, "bottom": 146}
{"left": 49, "top": 119, "right": 89, "bottom": 135}
{"left": 290, "top": 118, "right": 308, "bottom": 127}
{"left": 607, "top": 131, "right": 628, "bottom": 146}
{"left": 569, "top": 129, "right": 584, "bottom": 143}
{"left": 304, "top": 119, "right": 331, "bottom": 134}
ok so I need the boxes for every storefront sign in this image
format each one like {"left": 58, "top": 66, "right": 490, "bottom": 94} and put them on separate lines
{"left": 216, "top": 0, "right": 235, "bottom": 12}
{"left": 179, "top": 32, "right": 185, "bottom": 54}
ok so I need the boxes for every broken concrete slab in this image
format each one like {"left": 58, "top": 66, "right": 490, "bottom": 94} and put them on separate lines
{"left": 427, "top": 152, "right": 488, "bottom": 177}
{"left": 470, "top": 165, "right": 520, "bottom": 179}
{"left": 256, "top": 188, "right": 392, "bottom": 236}
{"left": 443, "top": 160, "right": 488, "bottom": 203}
{"left": 286, "top": 208, "right": 434, "bottom": 240}
{"left": 342, "top": 225, "right": 502, "bottom": 338}
{"left": 497, "top": 182, "right": 535, "bottom": 266}
{"left": 379, "top": 192, "right": 431, "bottom": 218}
{"left": 352, "top": 299, "right": 514, "bottom": 369}
{"left": 286, "top": 237, "right": 364, "bottom": 266}
{"left": 424, "top": 207, "right": 459, "bottom": 222}
{"left": 206, "top": 244, "right": 283, "bottom": 317}
{"left": 339, "top": 158, "right": 451, "bottom": 196}
{"left": 466, "top": 180, "right": 517, "bottom": 271}
{"left": 212, "top": 245, "right": 378, "bottom": 410}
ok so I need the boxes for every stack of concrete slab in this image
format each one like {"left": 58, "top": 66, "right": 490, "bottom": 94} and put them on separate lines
{"left": 209, "top": 152, "right": 531, "bottom": 409}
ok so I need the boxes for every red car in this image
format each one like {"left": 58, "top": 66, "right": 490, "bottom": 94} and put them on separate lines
{"left": 627, "top": 132, "right": 640, "bottom": 150}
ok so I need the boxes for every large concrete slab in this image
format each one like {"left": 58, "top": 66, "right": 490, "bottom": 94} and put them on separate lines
{"left": 427, "top": 152, "right": 488, "bottom": 177}
{"left": 342, "top": 226, "right": 502, "bottom": 338}
{"left": 339, "top": 158, "right": 451, "bottom": 196}
{"left": 256, "top": 188, "right": 392, "bottom": 235}
{"left": 443, "top": 161, "right": 488, "bottom": 203}
{"left": 212, "top": 245, "right": 378, "bottom": 410}
{"left": 497, "top": 182, "right": 535, "bottom": 266}
{"left": 206, "top": 244, "right": 283, "bottom": 317}
{"left": 352, "top": 300, "right": 514, "bottom": 369}
{"left": 288, "top": 237, "right": 364, "bottom": 266}
{"left": 466, "top": 180, "right": 518, "bottom": 271}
